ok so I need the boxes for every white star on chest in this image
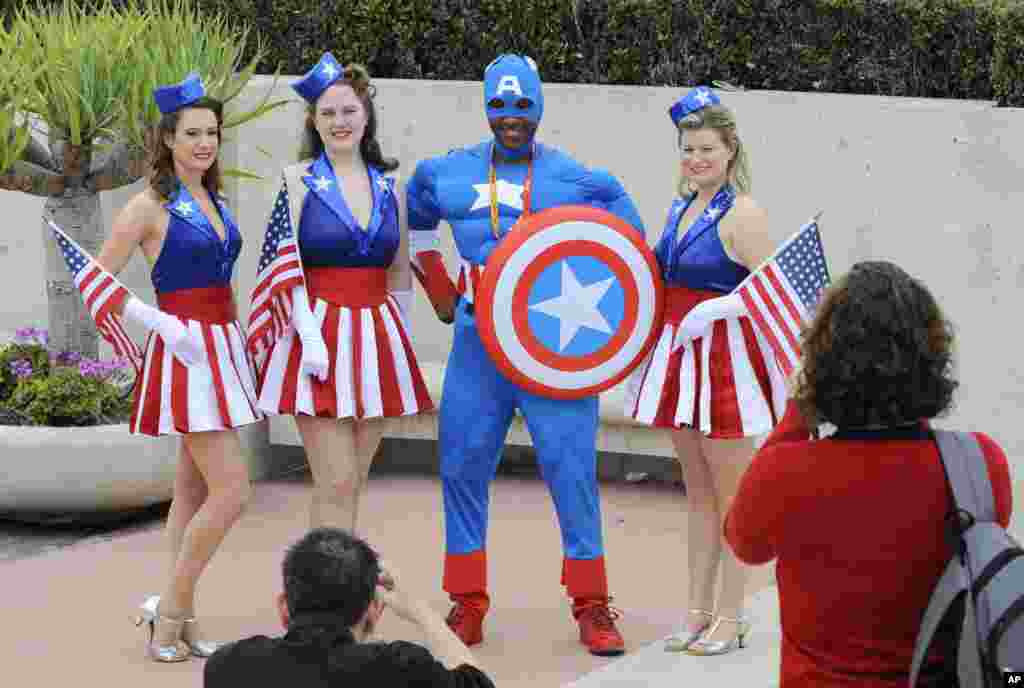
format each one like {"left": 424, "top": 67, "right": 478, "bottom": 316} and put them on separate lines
{"left": 174, "top": 201, "right": 192, "bottom": 215}
{"left": 312, "top": 175, "right": 333, "bottom": 192}
{"left": 529, "top": 261, "right": 615, "bottom": 352}
{"left": 470, "top": 179, "right": 525, "bottom": 212}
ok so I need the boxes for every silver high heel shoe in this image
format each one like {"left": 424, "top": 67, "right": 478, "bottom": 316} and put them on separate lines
{"left": 141, "top": 594, "right": 224, "bottom": 658}
{"left": 182, "top": 618, "right": 224, "bottom": 658}
{"left": 685, "top": 614, "right": 751, "bottom": 656}
{"left": 134, "top": 595, "right": 191, "bottom": 663}
{"left": 664, "top": 608, "right": 713, "bottom": 652}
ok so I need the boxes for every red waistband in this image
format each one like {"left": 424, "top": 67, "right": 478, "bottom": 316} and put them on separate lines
{"left": 307, "top": 267, "right": 388, "bottom": 308}
{"left": 663, "top": 285, "right": 725, "bottom": 324}
{"left": 157, "top": 285, "right": 237, "bottom": 324}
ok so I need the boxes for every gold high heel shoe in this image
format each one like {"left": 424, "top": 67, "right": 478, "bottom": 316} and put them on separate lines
{"left": 134, "top": 595, "right": 191, "bottom": 663}
{"left": 664, "top": 608, "right": 713, "bottom": 652}
{"left": 182, "top": 618, "right": 224, "bottom": 658}
{"left": 685, "top": 614, "right": 750, "bottom": 656}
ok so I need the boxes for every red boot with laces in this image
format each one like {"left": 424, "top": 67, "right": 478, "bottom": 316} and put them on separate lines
{"left": 573, "top": 597, "right": 625, "bottom": 656}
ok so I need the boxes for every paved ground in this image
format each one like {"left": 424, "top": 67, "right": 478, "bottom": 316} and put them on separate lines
{"left": 0, "top": 504, "right": 168, "bottom": 561}
{"left": 0, "top": 465, "right": 777, "bottom": 688}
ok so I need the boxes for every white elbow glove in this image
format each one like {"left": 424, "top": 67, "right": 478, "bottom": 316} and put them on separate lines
{"left": 290, "top": 284, "right": 329, "bottom": 382}
{"left": 389, "top": 289, "right": 413, "bottom": 333}
{"left": 673, "top": 293, "right": 747, "bottom": 351}
{"left": 123, "top": 296, "right": 204, "bottom": 366}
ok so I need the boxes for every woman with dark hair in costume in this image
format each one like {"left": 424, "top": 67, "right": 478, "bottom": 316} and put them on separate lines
{"left": 247, "top": 54, "right": 432, "bottom": 533}
{"left": 90, "top": 73, "right": 259, "bottom": 662}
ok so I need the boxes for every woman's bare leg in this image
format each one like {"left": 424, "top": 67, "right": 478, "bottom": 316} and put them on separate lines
{"left": 296, "top": 414, "right": 361, "bottom": 531}
{"left": 671, "top": 427, "right": 719, "bottom": 634}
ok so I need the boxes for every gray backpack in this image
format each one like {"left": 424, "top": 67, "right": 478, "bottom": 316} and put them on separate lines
{"left": 909, "top": 431, "right": 1024, "bottom": 687}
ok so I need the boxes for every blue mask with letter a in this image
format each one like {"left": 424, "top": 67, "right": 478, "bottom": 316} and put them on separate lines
{"left": 484, "top": 54, "right": 543, "bottom": 158}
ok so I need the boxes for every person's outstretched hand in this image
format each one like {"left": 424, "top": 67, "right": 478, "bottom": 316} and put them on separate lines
{"left": 376, "top": 562, "right": 427, "bottom": 624}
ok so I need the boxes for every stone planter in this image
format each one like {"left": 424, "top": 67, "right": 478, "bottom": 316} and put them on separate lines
{"left": 0, "top": 424, "right": 178, "bottom": 513}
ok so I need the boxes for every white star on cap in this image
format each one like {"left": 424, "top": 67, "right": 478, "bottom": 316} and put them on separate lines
{"left": 529, "top": 261, "right": 615, "bottom": 352}
{"left": 312, "top": 175, "right": 333, "bottom": 192}
{"left": 705, "top": 206, "right": 722, "bottom": 221}
{"left": 695, "top": 90, "right": 711, "bottom": 106}
{"left": 175, "top": 201, "right": 192, "bottom": 215}
{"left": 377, "top": 177, "right": 391, "bottom": 193}
{"left": 321, "top": 62, "right": 338, "bottom": 80}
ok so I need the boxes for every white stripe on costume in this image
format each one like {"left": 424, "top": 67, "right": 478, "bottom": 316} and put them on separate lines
{"left": 157, "top": 336, "right": 174, "bottom": 434}
{"left": 697, "top": 329, "right": 712, "bottom": 435}
{"left": 226, "top": 322, "right": 260, "bottom": 414}
{"left": 333, "top": 306, "right": 356, "bottom": 419}
{"left": 631, "top": 325, "right": 673, "bottom": 424}
{"left": 754, "top": 323, "right": 788, "bottom": 421}
{"left": 293, "top": 301, "right": 328, "bottom": 416}
{"left": 727, "top": 318, "right": 772, "bottom": 436}
{"left": 381, "top": 299, "right": 417, "bottom": 413}
{"left": 257, "top": 328, "right": 291, "bottom": 414}
{"left": 676, "top": 336, "right": 698, "bottom": 429}
{"left": 359, "top": 308, "right": 383, "bottom": 418}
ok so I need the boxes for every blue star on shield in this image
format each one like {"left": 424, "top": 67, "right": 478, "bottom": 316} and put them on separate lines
{"left": 527, "top": 256, "right": 625, "bottom": 356}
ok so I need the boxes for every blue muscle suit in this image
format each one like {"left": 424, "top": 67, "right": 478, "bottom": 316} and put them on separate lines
{"left": 406, "top": 55, "right": 644, "bottom": 608}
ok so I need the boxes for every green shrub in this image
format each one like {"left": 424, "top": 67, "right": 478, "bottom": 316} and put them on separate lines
{"left": 0, "top": 328, "right": 133, "bottom": 426}
{"left": 0, "top": 335, "right": 50, "bottom": 402}
{"left": 4, "top": 365, "right": 132, "bottom": 426}
{"left": 6, "top": 0, "right": 1022, "bottom": 106}
{"left": 993, "top": 0, "right": 1024, "bottom": 106}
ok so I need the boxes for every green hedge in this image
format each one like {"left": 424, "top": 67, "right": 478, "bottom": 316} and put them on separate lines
{"left": 9, "top": 0, "right": 1024, "bottom": 105}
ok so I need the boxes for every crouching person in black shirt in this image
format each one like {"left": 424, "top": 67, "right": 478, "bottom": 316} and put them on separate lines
{"left": 204, "top": 528, "right": 494, "bottom": 687}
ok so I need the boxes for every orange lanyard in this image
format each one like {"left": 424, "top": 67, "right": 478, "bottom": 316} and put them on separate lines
{"left": 489, "top": 143, "right": 533, "bottom": 239}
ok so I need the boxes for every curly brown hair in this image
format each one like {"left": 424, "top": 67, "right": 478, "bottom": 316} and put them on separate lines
{"left": 297, "top": 63, "right": 398, "bottom": 172}
{"left": 792, "top": 260, "right": 958, "bottom": 428}
{"left": 149, "top": 96, "right": 224, "bottom": 202}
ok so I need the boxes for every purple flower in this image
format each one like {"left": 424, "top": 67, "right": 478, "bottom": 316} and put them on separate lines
{"left": 55, "top": 350, "right": 83, "bottom": 366}
{"left": 9, "top": 360, "right": 33, "bottom": 379}
{"left": 14, "top": 327, "right": 48, "bottom": 347}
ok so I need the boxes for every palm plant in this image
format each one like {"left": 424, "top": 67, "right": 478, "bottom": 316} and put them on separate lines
{"left": 0, "top": 0, "right": 285, "bottom": 358}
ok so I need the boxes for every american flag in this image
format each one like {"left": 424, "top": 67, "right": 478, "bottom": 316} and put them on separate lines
{"left": 735, "top": 214, "right": 830, "bottom": 377}
{"left": 246, "top": 183, "right": 305, "bottom": 374}
{"left": 49, "top": 220, "right": 143, "bottom": 374}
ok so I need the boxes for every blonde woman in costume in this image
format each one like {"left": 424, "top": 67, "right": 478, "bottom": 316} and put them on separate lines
{"left": 626, "top": 86, "right": 785, "bottom": 656}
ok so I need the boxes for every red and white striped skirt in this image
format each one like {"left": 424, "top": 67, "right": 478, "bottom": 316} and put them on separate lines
{"left": 626, "top": 285, "right": 787, "bottom": 438}
{"left": 130, "top": 286, "right": 262, "bottom": 437}
{"left": 256, "top": 267, "right": 434, "bottom": 419}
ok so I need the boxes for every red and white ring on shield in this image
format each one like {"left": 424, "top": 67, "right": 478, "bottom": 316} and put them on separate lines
{"left": 476, "top": 205, "right": 664, "bottom": 400}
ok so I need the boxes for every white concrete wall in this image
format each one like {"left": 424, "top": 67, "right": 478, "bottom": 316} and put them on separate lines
{"left": 2, "top": 77, "right": 1021, "bottom": 513}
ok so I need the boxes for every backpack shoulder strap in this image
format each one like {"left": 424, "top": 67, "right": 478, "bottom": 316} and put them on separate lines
{"left": 934, "top": 430, "right": 996, "bottom": 523}
{"left": 908, "top": 559, "right": 970, "bottom": 687}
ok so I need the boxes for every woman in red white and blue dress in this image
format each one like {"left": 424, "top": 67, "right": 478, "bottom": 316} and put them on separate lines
{"left": 625, "top": 86, "right": 786, "bottom": 657}
{"left": 91, "top": 74, "right": 259, "bottom": 663}
{"left": 246, "top": 54, "right": 432, "bottom": 532}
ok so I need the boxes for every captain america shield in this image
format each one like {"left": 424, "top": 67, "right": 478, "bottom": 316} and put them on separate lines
{"left": 476, "top": 205, "right": 664, "bottom": 399}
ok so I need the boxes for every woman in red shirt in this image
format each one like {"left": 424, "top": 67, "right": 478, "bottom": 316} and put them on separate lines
{"left": 725, "top": 260, "right": 1013, "bottom": 687}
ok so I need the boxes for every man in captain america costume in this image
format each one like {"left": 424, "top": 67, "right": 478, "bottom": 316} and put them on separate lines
{"left": 406, "top": 54, "right": 645, "bottom": 656}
